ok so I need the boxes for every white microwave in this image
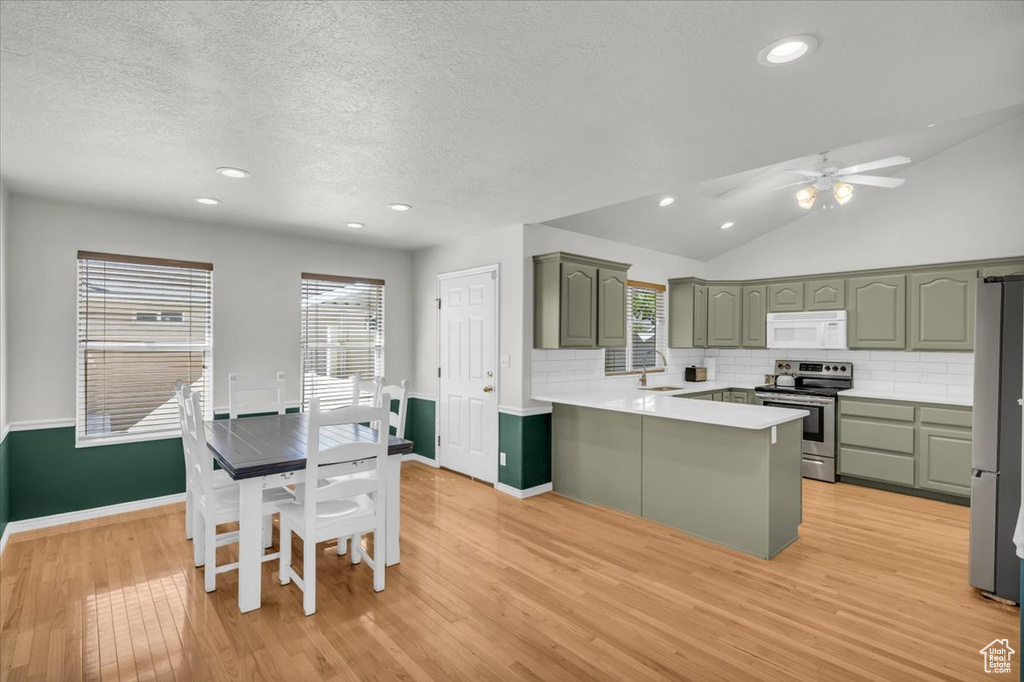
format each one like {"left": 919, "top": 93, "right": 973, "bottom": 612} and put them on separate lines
{"left": 767, "top": 310, "right": 848, "bottom": 350}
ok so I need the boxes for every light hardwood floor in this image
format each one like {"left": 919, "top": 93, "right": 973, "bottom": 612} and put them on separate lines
{"left": 0, "top": 461, "right": 1017, "bottom": 681}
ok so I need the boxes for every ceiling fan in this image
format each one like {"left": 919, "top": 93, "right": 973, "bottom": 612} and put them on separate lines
{"left": 780, "top": 152, "right": 911, "bottom": 210}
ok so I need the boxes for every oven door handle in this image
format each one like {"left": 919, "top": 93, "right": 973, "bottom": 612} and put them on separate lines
{"left": 755, "top": 396, "right": 833, "bottom": 407}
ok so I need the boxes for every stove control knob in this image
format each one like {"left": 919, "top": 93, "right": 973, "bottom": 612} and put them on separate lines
{"left": 777, "top": 363, "right": 784, "bottom": 369}
{"left": 784, "top": 363, "right": 791, "bottom": 369}
{"left": 840, "top": 365, "right": 847, "bottom": 372}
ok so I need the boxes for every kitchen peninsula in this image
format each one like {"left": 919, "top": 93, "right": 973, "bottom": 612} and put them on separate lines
{"left": 533, "top": 386, "right": 808, "bottom": 559}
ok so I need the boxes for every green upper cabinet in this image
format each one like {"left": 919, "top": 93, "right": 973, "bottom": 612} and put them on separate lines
{"left": 847, "top": 274, "right": 906, "bottom": 349}
{"left": 982, "top": 262, "right": 1024, "bottom": 278}
{"left": 805, "top": 278, "right": 847, "bottom": 311}
{"left": 908, "top": 269, "right": 976, "bottom": 351}
{"left": 668, "top": 278, "right": 707, "bottom": 348}
{"left": 707, "top": 285, "right": 742, "bottom": 347}
{"left": 767, "top": 282, "right": 804, "bottom": 312}
{"left": 560, "top": 262, "right": 598, "bottom": 347}
{"left": 741, "top": 285, "right": 767, "bottom": 348}
{"left": 533, "top": 252, "right": 631, "bottom": 349}
{"left": 596, "top": 268, "right": 628, "bottom": 347}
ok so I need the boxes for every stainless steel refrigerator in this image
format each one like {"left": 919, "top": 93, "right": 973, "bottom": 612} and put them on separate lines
{"left": 970, "top": 275, "right": 1023, "bottom": 604}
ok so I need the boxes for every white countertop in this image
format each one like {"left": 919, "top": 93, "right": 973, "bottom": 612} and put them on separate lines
{"left": 532, "top": 382, "right": 808, "bottom": 430}
{"left": 838, "top": 388, "right": 972, "bottom": 407}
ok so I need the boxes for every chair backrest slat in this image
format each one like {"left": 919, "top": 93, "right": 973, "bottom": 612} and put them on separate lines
{"left": 183, "top": 390, "right": 215, "bottom": 501}
{"left": 229, "top": 371, "right": 286, "bottom": 419}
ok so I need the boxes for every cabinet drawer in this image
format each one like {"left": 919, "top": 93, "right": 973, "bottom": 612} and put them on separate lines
{"left": 840, "top": 417, "right": 915, "bottom": 454}
{"left": 839, "top": 446, "right": 915, "bottom": 486}
{"left": 919, "top": 406, "right": 972, "bottom": 429}
{"left": 840, "top": 399, "right": 915, "bottom": 422}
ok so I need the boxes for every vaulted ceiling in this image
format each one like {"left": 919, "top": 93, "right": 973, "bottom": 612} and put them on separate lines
{"left": 1, "top": 1, "right": 1022, "bottom": 252}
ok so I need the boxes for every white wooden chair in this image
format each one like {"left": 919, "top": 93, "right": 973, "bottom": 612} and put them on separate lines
{"left": 175, "top": 381, "right": 232, "bottom": 541}
{"left": 229, "top": 371, "right": 286, "bottom": 419}
{"left": 352, "top": 373, "right": 382, "bottom": 407}
{"left": 184, "top": 391, "right": 293, "bottom": 591}
{"left": 380, "top": 379, "right": 409, "bottom": 438}
{"left": 278, "top": 396, "right": 389, "bottom": 615}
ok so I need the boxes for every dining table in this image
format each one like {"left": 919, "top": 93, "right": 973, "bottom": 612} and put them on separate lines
{"left": 205, "top": 412, "right": 414, "bottom": 613}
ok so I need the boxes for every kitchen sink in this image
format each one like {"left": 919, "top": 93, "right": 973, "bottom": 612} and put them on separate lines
{"left": 641, "top": 386, "right": 684, "bottom": 392}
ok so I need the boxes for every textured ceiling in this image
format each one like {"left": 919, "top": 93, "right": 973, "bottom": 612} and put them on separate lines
{"left": 1, "top": 1, "right": 1023, "bottom": 252}
{"left": 547, "top": 106, "right": 1024, "bottom": 260}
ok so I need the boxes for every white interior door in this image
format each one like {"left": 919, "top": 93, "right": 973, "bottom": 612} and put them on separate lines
{"left": 438, "top": 267, "right": 498, "bottom": 482}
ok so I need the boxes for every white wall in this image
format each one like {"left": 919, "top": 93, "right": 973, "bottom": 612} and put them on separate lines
{"left": 707, "top": 116, "right": 1024, "bottom": 280}
{"left": 410, "top": 224, "right": 525, "bottom": 408}
{"left": 6, "top": 193, "right": 414, "bottom": 423}
{"left": 0, "top": 179, "right": 8, "bottom": 436}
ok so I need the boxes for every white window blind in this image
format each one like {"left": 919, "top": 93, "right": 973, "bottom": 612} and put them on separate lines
{"left": 77, "top": 251, "right": 213, "bottom": 446}
{"left": 605, "top": 281, "right": 667, "bottom": 375}
{"left": 301, "top": 273, "right": 385, "bottom": 410}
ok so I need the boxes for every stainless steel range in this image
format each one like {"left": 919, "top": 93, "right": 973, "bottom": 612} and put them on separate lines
{"left": 754, "top": 359, "right": 853, "bottom": 482}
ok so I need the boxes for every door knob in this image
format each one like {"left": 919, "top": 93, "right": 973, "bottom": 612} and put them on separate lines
{"left": 483, "top": 385, "right": 494, "bottom": 393}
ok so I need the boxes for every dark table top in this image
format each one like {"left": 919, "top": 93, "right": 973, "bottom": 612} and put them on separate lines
{"left": 205, "top": 412, "right": 414, "bottom": 480}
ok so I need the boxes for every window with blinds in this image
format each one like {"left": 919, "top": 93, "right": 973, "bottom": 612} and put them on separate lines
{"left": 301, "top": 273, "right": 385, "bottom": 410}
{"left": 605, "top": 281, "right": 667, "bottom": 375}
{"left": 77, "top": 251, "right": 213, "bottom": 446}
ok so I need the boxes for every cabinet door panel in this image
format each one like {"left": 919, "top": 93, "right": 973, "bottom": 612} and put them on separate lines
{"left": 768, "top": 283, "right": 804, "bottom": 312}
{"left": 805, "top": 278, "right": 847, "bottom": 311}
{"left": 707, "top": 285, "right": 741, "bottom": 347}
{"left": 909, "top": 269, "right": 976, "bottom": 351}
{"left": 917, "top": 426, "right": 971, "bottom": 496}
{"left": 693, "top": 284, "right": 708, "bottom": 348}
{"left": 597, "top": 269, "right": 628, "bottom": 347}
{"left": 559, "top": 263, "right": 597, "bottom": 347}
{"left": 741, "top": 285, "right": 768, "bottom": 348}
{"left": 839, "top": 446, "right": 915, "bottom": 486}
{"left": 847, "top": 275, "right": 906, "bottom": 349}
{"left": 840, "top": 417, "right": 915, "bottom": 454}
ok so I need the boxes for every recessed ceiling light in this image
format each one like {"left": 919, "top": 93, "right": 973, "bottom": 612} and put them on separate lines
{"left": 346, "top": 222, "right": 365, "bottom": 229}
{"left": 216, "top": 167, "right": 250, "bottom": 179}
{"left": 927, "top": 123, "right": 936, "bottom": 128}
{"left": 195, "top": 197, "right": 221, "bottom": 205}
{"left": 657, "top": 196, "right": 675, "bottom": 207}
{"left": 388, "top": 203, "right": 412, "bottom": 211}
{"left": 720, "top": 222, "right": 735, "bottom": 230}
{"left": 757, "top": 35, "right": 818, "bottom": 66}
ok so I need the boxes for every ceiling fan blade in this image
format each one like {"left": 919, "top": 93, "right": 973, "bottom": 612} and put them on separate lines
{"left": 768, "top": 180, "right": 814, "bottom": 193}
{"left": 782, "top": 169, "right": 824, "bottom": 178}
{"left": 836, "top": 155, "right": 911, "bottom": 175}
{"left": 837, "top": 174, "right": 906, "bottom": 188}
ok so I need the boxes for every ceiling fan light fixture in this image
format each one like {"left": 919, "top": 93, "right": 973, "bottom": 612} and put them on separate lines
{"left": 833, "top": 182, "right": 854, "bottom": 205}
{"left": 795, "top": 186, "right": 817, "bottom": 210}
{"left": 758, "top": 35, "right": 818, "bottom": 66}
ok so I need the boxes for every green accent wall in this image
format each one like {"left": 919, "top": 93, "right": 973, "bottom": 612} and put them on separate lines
{"left": 499, "top": 411, "right": 551, "bottom": 490}
{"left": 0, "top": 433, "right": 9, "bottom": 538}
{"left": 405, "top": 397, "right": 435, "bottom": 460}
{"left": 8, "top": 427, "right": 186, "bottom": 521}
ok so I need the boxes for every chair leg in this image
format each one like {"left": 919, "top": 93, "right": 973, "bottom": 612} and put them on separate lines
{"left": 262, "top": 514, "right": 274, "bottom": 549}
{"left": 184, "top": 486, "right": 193, "bottom": 541}
{"left": 373, "top": 522, "right": 385, "bottom": 592}
{"left": 350, "top": 534, "right": 362, "bottom": 564}
{"left": 303, "top": 536, "right": 317, "bottom": 616}
{"left": 279, "top": 523, "right": 291, "bottom": 585}
{"left": 336, "top": 536, "right": 347, "bottom": 556}
{"left": 192, "top": 507, "right": 205, "bottom": 568}
{"left": 204, "top": 518, "right": 217, "bottom": 593}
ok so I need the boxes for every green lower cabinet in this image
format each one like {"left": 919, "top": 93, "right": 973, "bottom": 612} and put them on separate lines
{"left": 838, "top": 398, "right": 971, "bottom": 499}
{"left": 730, "top": 390, "right": 751, "bottom": 404}
{"left": 711, "top": 391, "right": 724, "bottom": 402}
{"left": 691, "top": 394, "right": 713, "bottom": 401}
{"left": 917, "top": 426, "right": 972, "bottom": 496}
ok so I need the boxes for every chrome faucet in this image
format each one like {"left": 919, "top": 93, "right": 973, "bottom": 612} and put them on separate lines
{"left": 638, "top": 349, "right": 668, "bottom": 387}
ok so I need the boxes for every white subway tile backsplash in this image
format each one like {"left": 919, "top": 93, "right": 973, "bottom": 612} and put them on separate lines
{"left": 917, "top": 351, "right": 975, "bottom": 364}
{"left": 947, "top": 385, "right": 974, "bottom": 397}
{"left": 946, "top": 363, "right": 974, "bottom": 375}
{"left": 871, "top": 351, "right": 920, "bottom": 361}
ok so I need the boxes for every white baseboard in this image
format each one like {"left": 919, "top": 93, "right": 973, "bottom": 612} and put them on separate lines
{"left": 402, "top": 453, "right": 440, "bottom": 468}
{"left": 0, "top": 525, "right": 10, "bottom": 556}
{"left": 495, "top": 481, "right": 553, "bottom": 499}
{"left": 0, "top": 492, "right": 186, "bottom": 553}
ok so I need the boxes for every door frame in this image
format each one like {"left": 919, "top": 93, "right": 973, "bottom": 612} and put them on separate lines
{"left": 435, "top": 263, "right": 501, "bottom": 484}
